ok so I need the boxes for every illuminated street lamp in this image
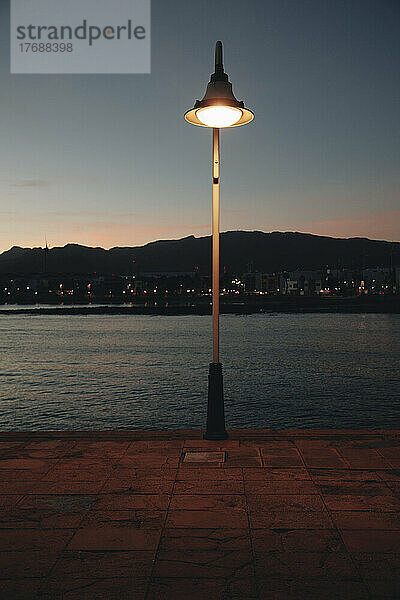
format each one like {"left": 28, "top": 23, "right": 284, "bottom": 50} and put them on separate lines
{"left": 184, "top": 41, "right": 254, "bottom": 440}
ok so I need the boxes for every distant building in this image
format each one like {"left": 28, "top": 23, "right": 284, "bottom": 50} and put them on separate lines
{"left": 280, "top": 270, "right": 323, "bottom": 295}
{"left": 260, "top": 274, "right": 279, "bottom": 293}
{"left": 395, "top": 266, "right": 400, "bottom": 294}
{"left": 361, "top": 267, "right": 392, "bottom": 294}
{"left": 242, "top": 272, "right": 262, "bottom": 293}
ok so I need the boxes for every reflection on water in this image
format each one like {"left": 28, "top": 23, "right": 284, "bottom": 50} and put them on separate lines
{"left": 0, "top": 313, "right": 399, "bottom": 430}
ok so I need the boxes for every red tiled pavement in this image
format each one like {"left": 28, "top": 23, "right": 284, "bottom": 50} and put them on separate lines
{"left": 0, "top": 429, "right": 399, "bottom": 599}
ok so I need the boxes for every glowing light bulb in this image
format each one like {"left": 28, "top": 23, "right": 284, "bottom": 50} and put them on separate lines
{"left": 196, "top": 106, "right": 242, "bottom": 128}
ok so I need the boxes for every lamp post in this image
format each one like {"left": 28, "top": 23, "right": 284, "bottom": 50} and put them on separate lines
{"left": 184, "top": 41, "right": 254, "bottom": 440}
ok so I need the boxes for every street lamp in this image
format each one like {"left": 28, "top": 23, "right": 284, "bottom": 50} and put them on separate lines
{"left": 184, "top": 41, "right": 254, "bottom": 440}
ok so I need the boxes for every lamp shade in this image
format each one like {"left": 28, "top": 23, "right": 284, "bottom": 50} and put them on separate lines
{"left": 184, "top": 41, "right": 254, "bottom": 128}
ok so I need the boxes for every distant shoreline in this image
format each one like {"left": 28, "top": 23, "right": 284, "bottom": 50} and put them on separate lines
{"left": 1, "top": 296, "right": 399, "bottom": 315}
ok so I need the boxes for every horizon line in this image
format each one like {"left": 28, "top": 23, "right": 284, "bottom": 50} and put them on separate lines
{"left": 2, "top": 229, "right": 399, "bottom": 254}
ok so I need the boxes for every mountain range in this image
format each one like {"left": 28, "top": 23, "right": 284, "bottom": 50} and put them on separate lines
{"left": 0, "top": 231, "right": 398, "bottom": 275}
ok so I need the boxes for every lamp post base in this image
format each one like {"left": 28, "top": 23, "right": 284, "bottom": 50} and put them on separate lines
{"left": 204, "top": 362, "right": 228, "bottom": 440}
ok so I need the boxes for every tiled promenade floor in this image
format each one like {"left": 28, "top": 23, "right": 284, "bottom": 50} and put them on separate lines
{"left": 0, "top": 429, "right": 399, "bottom": 599}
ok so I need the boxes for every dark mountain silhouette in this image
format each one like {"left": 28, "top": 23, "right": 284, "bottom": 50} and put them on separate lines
{"left": 0, "top": 231, "right": 398, "bottom": 275}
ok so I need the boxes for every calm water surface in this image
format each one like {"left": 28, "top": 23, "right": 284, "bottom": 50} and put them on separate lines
{"left": 1, "top": 313, "right": 399, "bottom": 430}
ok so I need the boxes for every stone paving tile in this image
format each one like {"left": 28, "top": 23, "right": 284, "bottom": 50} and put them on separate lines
{"left": 43, "top": 458, "right": 117, "bottom": 481}
{"left": 247, "top": 494, "right": 334, "bottom": 529}
{"left": 166, "top": 509, "right": 248, "bottom": 529}
{"left": 379, "top": 469, "right": 400, "bottom": 482}
{"left": 338, "top": 448, "right": 387, "bottom": 457}
{"left": 214, "top": 440, "right": 241, "bottom": 449}
{"left": 309, "top": 468, "right": 382, "bottom": 482}
{"left": 147, "top": 576, "right": 258, "bottom": 599}
{"left": 126, "top": 441, "right": 184, "bottom": 453}
{"left": 318, "top": 481, "right": 400, "bottom": 511}
{"left": 224, "top": 450, "right": 261, "bottom": 467}
{"left": 254, "top": 549, "right": 359, "bottom": 580}
{"left": 0, "top": 458, "right": 54, "bottom": 473}
{"left": 0, "top": 507, "right": 85, "bottom": 529}
{"left": 170, "top": 494, "right": 245, "bottom": 511}
{"left": 294, "top": 439, "right": 344, "bottom": 449}
{"left": 37, "top": 576, "right": 148, "bottom": 600}
{"left": 345, "top": 458, "right": 392, "bottom": 470}
{"left": 117, "top": 455, "right": 180, "bottom": 469}
{"left": 123, "top": 468, "right": 177, "bottom": 480}
{"left": 301, "top": 456, "right": 350, "bottom": 469}
{"left": 23, "top": 440, "right": 75, "bottom": 451}
{"left": 31, "top": 480, "right": 105, "bottom": 495}
{"left": 173, "top": 480, "right": 245, "bottom": 495}
{"left": 3, "top": 442, "right": 76, "bottom": 460}
{"left": 0, "top": 480, "right": 44, "bottom": 495}
{"left": 102, "top": 477, "right": 174, "bottom": 494}
{"left": 130, "top": 449, "right": 172, "bottom": 462}
{"left": 0, "top": 578, "right": 43, "bottom": 600}
{"left": 330, "top": 510, "right": 400, "bottom": 530}
{"left": 159, "top": 528, "right": 251, "bottom": 551}
{"left": 176, "top": 467, "right": 242, "bottom": 480}
{"left": 299, "top": 447, "right": 344, "bottom": 456}
{"left": 240, "top": 439, "right": 288, "bottom": 448}
{"left": 386, "top": 481, "right": 400, "bottom": 496}
{"left": 81, "top": 509, "right": 167, "bottom": 529}
{"left": 0, "top": 549, "right": 60, "bottom": 578}
{"left": 0, "top": 469, "right": 46, "bottom": 482}
{"left": 126, "top": 445, "right": 183, "bottom": 455}
{"left": 0, "top": 441, "right": 25, "bottom": 451}
{"left": 337, "top": 449, "right": 392, "bottom": 469}
{"left": 257, "top": 577, "right": 369, "bottom": 600}
{"left": 261, "top": 455, "right": 305, "bottom": 468}
{"left": 18, "top": 494, "right": 98, "bottom": 513}
{"left": 351, "top": 552, "right": 400, "bottom": 580}
{"left": 366, "top": 579, "right": 400, "bottom": 600}
{"left": 94, "top": 493, "right": 170, "bottom": 511}
{"left": 0, "top": 528, "right": 74, "bottom": 552}
{"left": 378, "top": 446, "right": 400, "bottom": 459}
{"left": 297, "top": 446, "right": 344, "bottom": 455}
{"left": 245, "top": 480, "right": 318, "bottom": 494}
{"left": 250, "top": 529, "right": 283, "bottom": 551}
{"left": 71, "top": 441, "right": 130, "bottom": 457}
{"left": 258, "top": 442, "right": 298, "bottom": 454}
{"left": 243, "top": 467, "right": 311, "bottom": 481}
{"left": 320, "top": 480, "right": 396, "bottom": 495}
{"left": 182, "top": 451, "right": 225, "bottom": 463}
{"left": 49, "top": 549, "right": 155, "bottom": 579}
{"left": 251, "top": 528, "right": 346, "bottom": 553}
{"left": 183, "top": 440, "right": 223, "bottom": 449}
{"left": 340, "top": 530, "right": 400, "bottom": 552}
{"left": 153, "top": 548, "right": 254, "bottom": 579}
{"left": 0, "top": 494, "right": 23, "bottom": 507}
{"left": 45, "top": 458, "right": 115, "bottom": 470}
{"left": 40, "top": 466, "right": 112, "bottom": 483}
{"left": 67, "top": 525, "right": 162, "bottom": 551}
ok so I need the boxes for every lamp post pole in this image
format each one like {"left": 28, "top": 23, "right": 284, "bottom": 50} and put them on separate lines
{"left": 184, "top": 41, "right": 254, "bottom": 441}
{"left": 204, "top": 125, "right": 228, "bottom": 440}
{"left": 212, "top": 127, "right": 220, "bottom": 364}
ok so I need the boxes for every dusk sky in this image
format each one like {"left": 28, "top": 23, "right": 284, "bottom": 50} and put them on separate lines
{"left": 0, "top": 0, "right": 399, "bottom": 252}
